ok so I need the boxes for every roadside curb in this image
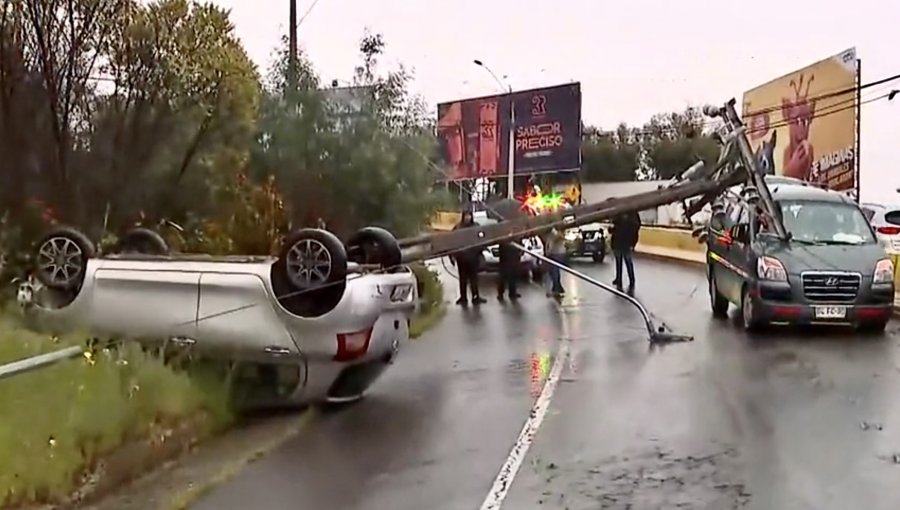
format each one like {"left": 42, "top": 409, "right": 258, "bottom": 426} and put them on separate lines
{"left": 84, "top": 409, "right": 318, "bottom": 510}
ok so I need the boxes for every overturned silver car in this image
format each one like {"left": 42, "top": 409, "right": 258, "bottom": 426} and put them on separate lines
{"left": 27, "top": 224, "right": 418, "bottom": 406}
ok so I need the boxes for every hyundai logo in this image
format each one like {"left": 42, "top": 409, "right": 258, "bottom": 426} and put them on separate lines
{"left": 824, "top": 277, "right": 840, "bottom": 286}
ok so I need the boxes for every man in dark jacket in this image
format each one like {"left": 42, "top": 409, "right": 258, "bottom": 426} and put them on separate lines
{"left": 496, "top": 241, "right": 522, "bottom": 301}
{"left": 611, "top": 211, "right": 641, "bottom": 294}
{"left": 451, "top": 210, "right": 486, "bottom": 305}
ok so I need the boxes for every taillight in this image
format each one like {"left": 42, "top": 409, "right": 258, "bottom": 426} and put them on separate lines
{"left": 877, "top": 226, "right": 900, "bottom": 236}
{"left": 335, "top": 326, "right": 373, "bottom": 361}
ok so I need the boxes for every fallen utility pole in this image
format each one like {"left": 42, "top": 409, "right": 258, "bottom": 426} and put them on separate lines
{"left": 400, "top": 98, "right": 787, "bottom": 264}
{"left": 401, "top": 167, "right": 745, "bottom": 262}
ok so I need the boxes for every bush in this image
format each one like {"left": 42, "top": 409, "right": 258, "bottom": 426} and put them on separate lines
{"left": 0, "top": 310, "right": 232, "bottom": 507}
{"left": 409, "top": 263, "right": 445, "bottom": 338}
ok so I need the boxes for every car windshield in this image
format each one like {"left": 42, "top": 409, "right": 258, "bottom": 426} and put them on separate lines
{"left": 777, "top": 200, "right": 876, "bottom": 245}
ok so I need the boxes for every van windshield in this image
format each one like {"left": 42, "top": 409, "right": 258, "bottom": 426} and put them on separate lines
{"left": 777, "top": 200, "right": 876, "bottom": 245}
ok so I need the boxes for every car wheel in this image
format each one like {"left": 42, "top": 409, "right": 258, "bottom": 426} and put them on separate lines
{"left": 272, "top": 228, "right": 348, "bottom": 318}
{"left": 116, "top": 227, "right": 170, "bottom": 255}
{"left": 34, "top": 226, "right": 96, "bottom": 291}
{"left": 740, "top": 285, "right": 763, "bottom": 332}
{"left": 709, "top": 270, "right": 729, "bottom": 319}
{"left": 592, "top": 251, "right": 605, "bottom": 263}
{"left": 531, "top": 267, "right": 543, "bottom": 282}
{"left": 345, "top": 226, "right": 402, "bottom": 271}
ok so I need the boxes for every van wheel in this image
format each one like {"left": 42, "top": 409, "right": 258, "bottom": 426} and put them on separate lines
{"left": 117, "top": 227, "right": 170, "bottom": 255}
{"left": 740, "top": 286, "right": 763, "bottom": 332}
{"left": 34, "top": 226, "right": 96, "bottom": 291}
{"left": 709, "top": 270, "right": 729, "bottom": 319}
{"left": 272, "top": 228, "right": 348, "bottom": 318}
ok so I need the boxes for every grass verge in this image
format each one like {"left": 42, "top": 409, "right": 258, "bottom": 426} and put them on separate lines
{"left": 409, "top": 263, "right": 446, "bottom": 339}
{"left": 0, "top": 307, "right": 233, "bottom": 509}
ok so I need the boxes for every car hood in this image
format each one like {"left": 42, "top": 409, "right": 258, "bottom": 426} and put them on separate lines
{"left": 759, "top": 240, "right": 887, "bottom": 275}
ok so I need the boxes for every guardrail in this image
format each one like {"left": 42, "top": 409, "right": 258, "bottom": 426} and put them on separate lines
{"left": 0, "top": 344, "right": 84, "bottom": 381}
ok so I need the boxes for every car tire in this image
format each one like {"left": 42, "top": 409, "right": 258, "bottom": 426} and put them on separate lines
{"left": 531, "top": 267, "right": 544, "bottom": 282}
{"left": 592, "top": 251, "right": 605, "bottom": 263}
{"left": 116, "top": 227, "right": 170, "bottom": 255}
{"left": 709, "top": 270, "right": 729, "bottom": 319}
{"left": 740, "top": 285, "right": 763, "bottom": 332}
{"left": 271, "top": 228, "right": 348, "bottom": 318}
{"left": 345, "top": 226, "right": 402, "bottom": 271}
{"left": 34, "top": 226, "right": 96, "bottom": 291}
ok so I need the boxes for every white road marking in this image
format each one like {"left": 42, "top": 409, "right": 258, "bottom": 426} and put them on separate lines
{"left": 478, "top": 298, "right": 573, "bottom": 510}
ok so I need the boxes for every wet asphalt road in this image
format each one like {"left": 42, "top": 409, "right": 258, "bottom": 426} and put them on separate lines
{"left": 192, "top": 257, "right": 900, "bottom": 510}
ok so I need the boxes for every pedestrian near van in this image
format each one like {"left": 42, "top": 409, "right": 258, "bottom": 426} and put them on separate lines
{"left": 611, "top": 211, "right": 641, "bottom": 295}
{"left": 496, "top": 241, "right": 522, "bottom": 301}
{"left": 544, "top": 227, "right": 567, "bottom": 298}
{"left": 451, "top": 209, "right": 486, "bottom": 306}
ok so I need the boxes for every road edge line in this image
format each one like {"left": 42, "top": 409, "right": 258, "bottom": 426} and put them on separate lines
{"left": 478, "top": 337, "right": 569, "bottom": 510}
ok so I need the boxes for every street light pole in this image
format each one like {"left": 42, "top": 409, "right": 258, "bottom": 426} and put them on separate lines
{"left": 473, "top": 59, "right": 515, "bottom": 200}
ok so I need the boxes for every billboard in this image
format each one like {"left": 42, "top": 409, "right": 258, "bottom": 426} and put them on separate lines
{"left": 742, "top": 48, "right": 859, "bottom": 192}
{"left": 436, "top": 83, "right": 582, "bottom": 181}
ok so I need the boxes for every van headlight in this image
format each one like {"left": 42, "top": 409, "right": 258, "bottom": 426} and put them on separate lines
{"left": 873, "top": 258, "right": 894, "bottom": 284}
{"left": 757, "top": 256, "right": 787, "bottom": 281}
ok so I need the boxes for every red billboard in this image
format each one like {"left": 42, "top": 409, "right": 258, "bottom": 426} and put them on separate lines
{"left": 436, "top": 83, "right": 582, "bottom": 181}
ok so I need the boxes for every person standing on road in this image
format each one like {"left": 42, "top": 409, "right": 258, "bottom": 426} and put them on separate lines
{"left": 451, "top": 210, "right": 486, "bottom": 306}
{"left": 611, "top": 211, "right": 641, "bottom": 294}
{"left": 544, "top": 227, "right": 567, "bottom": 298}
{"left": 496, "top": 241, "right": 522, "bottom": 301}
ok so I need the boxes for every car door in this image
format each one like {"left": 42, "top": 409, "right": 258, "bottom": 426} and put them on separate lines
{"left": 727, "top": 206, "right": 754, "bottom": 299}
{"left": 718, "top": 203, "right": 750, "bottom": 302}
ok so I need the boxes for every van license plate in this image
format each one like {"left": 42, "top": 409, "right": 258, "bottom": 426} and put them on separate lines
{"left": 814, "top": 306, "right": 847, "bottom": 319}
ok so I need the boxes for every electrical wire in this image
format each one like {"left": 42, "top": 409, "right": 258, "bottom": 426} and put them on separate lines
{"left": 297, "top": 0, "right": 322, "bottom": 27}
{"left": 588, "top": 74, "right": 899, "bottom": 140}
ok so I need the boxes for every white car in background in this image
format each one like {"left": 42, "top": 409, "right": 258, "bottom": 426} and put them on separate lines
{"left": 860, "top": 202, "right": 900, "bottom": 253}
{"left": 472, "top": 213, "right": 545, "bottom": 280}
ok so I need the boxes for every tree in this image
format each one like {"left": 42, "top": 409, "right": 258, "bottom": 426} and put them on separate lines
{"left": 639, "top": 107, "right": 722, "bottom": 180}
{"left": 250, "top": 31, "right": 446, "bottom": 241}
{"left": 581, "top": 124, "right": 640, "bottom": 182}
{"left": 580, "top": 107, "right": 723, "bottom": 182}
{"left": 0, "top": 0, "right": 259, "bottom": 236}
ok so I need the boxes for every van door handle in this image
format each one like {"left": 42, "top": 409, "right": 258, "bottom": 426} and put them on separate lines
{"left": 264, "top": 346, "right": 292, "bottom": 356}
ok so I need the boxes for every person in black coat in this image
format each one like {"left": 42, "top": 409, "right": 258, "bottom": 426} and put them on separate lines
{"left": 496, "top": 241, "right": 522, "bottom": 301}
{"left": 451, "top": 210, "right": 486, "bottom": 305}
{"left": 610, "top": 211, "right": 641, "bottom": 294}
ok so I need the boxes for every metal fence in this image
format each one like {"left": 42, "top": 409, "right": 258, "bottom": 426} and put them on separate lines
{"left": 0, "top": 345, "right": 85, "bottom": 381}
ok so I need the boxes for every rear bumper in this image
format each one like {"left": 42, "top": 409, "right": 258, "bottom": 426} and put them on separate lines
{"left": 566, "top": 238, "right": 606, "bottom": 256}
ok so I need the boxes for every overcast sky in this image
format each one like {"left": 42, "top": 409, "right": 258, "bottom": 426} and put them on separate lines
{"left": 210, "top": 0, "right": 898, "bottom": 203}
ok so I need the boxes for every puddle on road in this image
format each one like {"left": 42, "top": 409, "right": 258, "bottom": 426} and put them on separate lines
{"left": 526, "top": 445, "right": 751, "bottom": 509}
